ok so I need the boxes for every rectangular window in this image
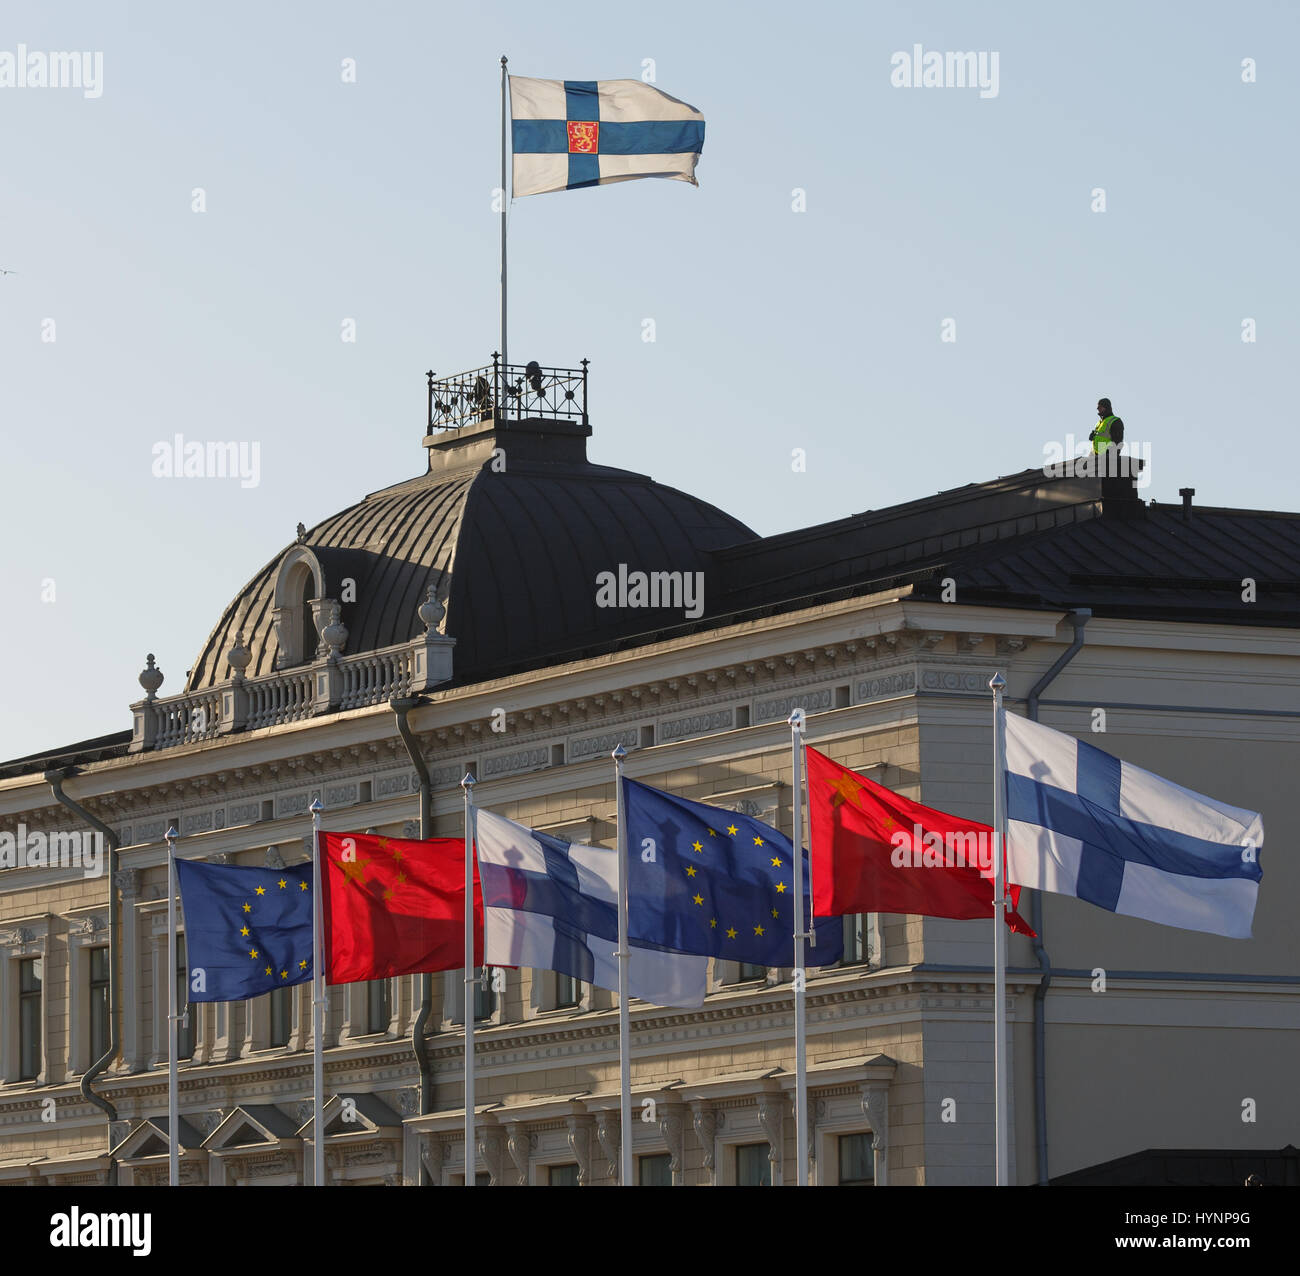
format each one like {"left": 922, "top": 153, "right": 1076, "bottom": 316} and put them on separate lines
{"left": 473, "top": 970, "right": 495, "bottom": 1022}
{"left": 838, "top": 1132, "right": 874, "bottom": 1185}
{"left": 269, "top": 985, "right": 292, "bottom": 1047}
{"left": 548, "top": 1163, "right": 579, "bottom": 1186}
{"left": 737, "top": 962, "right": 765, "bottom": 982}
{"left": 736, "top": 1142, "right": 771, "bottom": 1187}
{"left": 841, "top": 914, "right": 871, "bottom": 966}
{"left": 367, "top": 979, "right": 391, "bottom": 1033}
{"left": 176, "top": 935, "right": 194, "bottom": 1060}
{"left": 89, "top": 947, "right": 110, "bottom": 1066}
{"left": 555, "top": 972, "right": 582, "bottom": 1009}
{"left": 639, "top": 1153, "right": 672, "bottom": 1186}
{"left": 19, "top": 958, "right": 42, "bottom": 1080}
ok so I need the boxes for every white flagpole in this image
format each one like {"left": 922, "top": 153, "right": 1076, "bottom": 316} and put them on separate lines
{"left": 788, "top": 711, "right": 809, "bottom": 1185}
{"left": 165, "top": 825, "right": 179, "bottom": 1187}
{"left": 989, "top": 672, "right": 1009, "bottom": 1186}
{"left": 612, "top": 744, "right": 633, "bottom": 1187}
{"left": 462, "top": 772, "right": 478, "bottom": 1186}
{"left": 309, "top": 798, "right": 325, "bottom": 1187}
{"left": 500, "top": 55, "right": 509, "bottom": 379}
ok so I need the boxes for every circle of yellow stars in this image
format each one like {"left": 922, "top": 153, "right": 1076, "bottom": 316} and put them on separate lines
{"left": 681, "top": 820, "right": 789, "bottom": 945}
{"left": 239, "top": 870, "right": 312, "bottom": 985}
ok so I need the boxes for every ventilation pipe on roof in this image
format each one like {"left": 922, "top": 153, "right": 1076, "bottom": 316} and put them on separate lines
{"left": 1179, "top": 488, "right": 1195, "bottom": 522}
{"left": 391, "top": 696, "right": 434, "bottom": 1184}
{"left": 45, "top": 768, "right": 121, "bottom": 1185}
{"left": 1024, "top": 607, "right": 1090, "bottom": 1187}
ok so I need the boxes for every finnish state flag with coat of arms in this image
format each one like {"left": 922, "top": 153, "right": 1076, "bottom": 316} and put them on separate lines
{"left": 1003, "top": 714, "right": 1263, "bottom": 938}
{"left": 510, "top": 77, "right": 705, "bottom": 196}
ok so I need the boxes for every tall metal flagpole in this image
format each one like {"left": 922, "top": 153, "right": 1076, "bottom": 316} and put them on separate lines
{"left": 500, "top": 55, "right": 509, "bottom": 380}
{"left": 788, "top": 711, "right": 810, "bottom": 1185}
{"left": 165, "top": 825, "right": 179, "bottom": 1187}
{"left": 462, "top": 772, "right": 478, "bottom": 1186}
{"left": 309, "top": 798, "right": 325, "bottom": 1186}
{"left": 989, "top": 673, "right": 1010, "bottom": 1186}
{"left": 612, "top": 745, "right": 633, "bottom": 1187}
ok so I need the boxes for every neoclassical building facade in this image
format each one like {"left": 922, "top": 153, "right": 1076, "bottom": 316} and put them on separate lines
{"left": 1, "top": 362, "right": 1296, "bottom": 1185}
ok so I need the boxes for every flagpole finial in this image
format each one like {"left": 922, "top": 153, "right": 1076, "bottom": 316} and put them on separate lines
{"left": 164, "top": 825, "right": 178, "bottom": 843}
{"left": 612, "top": 744, "right": 627, "bottom": 761}
{"left": 501, "top": 55, "right": 508, "bottom": 68}
{"left": 308, "top": 798, "right": 323, "bottom": 815}
{"left": 461, "top": 772, "right": 476, "bottom": 789}
{"left": 787, "top": 707, "right": 806, "bottom": 732}
{"left": 989, "top": 671, "right": 1007, "bottom": 692}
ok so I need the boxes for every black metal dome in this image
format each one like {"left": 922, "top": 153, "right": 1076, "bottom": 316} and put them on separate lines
{"left": 185, "top": 417, "right": 757, "bottom": 692}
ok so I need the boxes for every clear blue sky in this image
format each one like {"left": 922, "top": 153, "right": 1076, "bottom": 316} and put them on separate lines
{"left": 2, "top": 0, "right": 1296, "bottom": 762}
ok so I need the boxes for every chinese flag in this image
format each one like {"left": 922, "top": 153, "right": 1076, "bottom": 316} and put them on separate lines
{"left": 319, "top": 831, "right": 483, "bottom": 984}
{"left": 806, "top": 747, "right": 1033, "bottom": 935}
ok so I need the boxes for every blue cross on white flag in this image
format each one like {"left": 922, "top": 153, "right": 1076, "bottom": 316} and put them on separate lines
{"left": 1003, "top": 714, "right": 1263, "bottom": 938}
{"left": 510, "top": 77, "right": 705, "bottom": 197}
{"left": 475, "top": 808, "right": 708, "bottom": 1008}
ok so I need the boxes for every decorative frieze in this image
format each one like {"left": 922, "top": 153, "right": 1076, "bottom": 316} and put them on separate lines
{"left": 482, "top": 744, "right": 552, "bottom": 780}
{"left": 658, "top": 708, "right": 733, "bottom": 744}
{"left": 274, "top": 791, "right": 312, "bottom": 819}
{"left": 753, "top": 686, "right": 835, "bottom": 725}
{"left": 921, "top": 668, "right": 987, "bottom": 695}
{"left": 854, "top": 669, "right": 916, "bottom": 702}
{"left": 567, "top": 726, "right": 641, "bottom": 764}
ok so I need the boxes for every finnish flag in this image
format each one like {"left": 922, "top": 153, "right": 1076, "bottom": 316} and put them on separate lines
{"left": 1004, "top": 715, "right": 1263, "bottom": 938}
{"left": 510, "top": 77, "right": 705, "bottom": 197}
{"left": 475, "top": 809, "right": 708, "bottom": 1008}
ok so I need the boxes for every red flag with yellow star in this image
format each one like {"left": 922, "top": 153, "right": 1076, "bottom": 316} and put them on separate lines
{"left": 807, "top": 747, "right": 1033, "bottom": 934}
{"left": 319, "top": 831, "right": 483, "bottom": 984}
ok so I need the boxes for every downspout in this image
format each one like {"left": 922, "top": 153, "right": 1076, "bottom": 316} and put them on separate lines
{"left": 391, "top": 696, "right": 433, "bottom": 1184}
{"left": 1024, "top": 607, "right": 1090, "bottom": 1186}
{"left": 45, "top": 768, "right": 120, "bottom": 1185}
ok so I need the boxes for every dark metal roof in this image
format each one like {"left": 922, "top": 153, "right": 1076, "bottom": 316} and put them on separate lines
{"left": 185, "top": 418, "right": 757, "bottom": 691}
{"left": 8, "top": 446, "right": 1300, "bottom": 780}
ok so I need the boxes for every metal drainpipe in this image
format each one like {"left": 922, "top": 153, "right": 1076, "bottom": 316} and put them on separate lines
{"left": 44, "top": 768, "right": 120, "bottom": 1185}
{"left": 391, "top": 696, "right": 433, "bottom": 1184}
{"left": 1024, "top": 607, "right": 1090, "bottom": 1186}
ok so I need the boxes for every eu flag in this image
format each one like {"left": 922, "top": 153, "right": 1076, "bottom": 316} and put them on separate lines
{"left": 623, "top": 778, "right": 842, "bottom": 967}
{"left": 175, "top": 858, "right": 314, "bottom": 1002}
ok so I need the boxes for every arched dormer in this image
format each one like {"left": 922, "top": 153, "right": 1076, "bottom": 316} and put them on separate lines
{"left": 270, "top": 546, "right": 327, "bottom": 670}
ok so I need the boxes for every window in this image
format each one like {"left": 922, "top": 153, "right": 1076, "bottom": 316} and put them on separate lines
{"left": 838, "top": 1132, "right": 874, "bottom": 1185}
{"left": 841, "top": 914, "right": 871, "bottom": 966}
{"left": 737, "top": 962, "right": 765, "bottom": 982}
{"left": 453, "top": 1172, "right": 491, "bottom": 1186}
{"left": 176, "top": 935, "right": 194, "bottom": 1060}
{"left": 639, "top": 1153, "right": 671, "bottom": 1186}
{"left": 89, "top": 948, "right": 110, "bottom": 1065}
{"left": 19, "top": 958, "right": 42, "bottom": 1080}
{"left": 367, "top": 979, "right": 391, "bottom": 1034}
{"left": 736, "top": 1142, "right": 771, "bottom": 1187}
{"left": 548, "top": 1163, "right": 579, "bottom": 1186}
{"left": 473, "top": 970, "right": 495, "bottom": 1022}
{"left": 555, "top": 972, "right": 582, "bottom": 1009}
{"left": 269, "top": 985, "right": 292, "bottom": 1047}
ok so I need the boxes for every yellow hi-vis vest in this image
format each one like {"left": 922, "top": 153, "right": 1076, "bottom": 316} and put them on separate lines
{"left": 1092, "top": 415, "right": 1117, "bottom": 453}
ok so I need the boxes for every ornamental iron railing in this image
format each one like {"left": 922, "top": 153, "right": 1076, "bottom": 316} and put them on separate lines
{"left": 426, "top": 354, "right": 588, "bottom": 431}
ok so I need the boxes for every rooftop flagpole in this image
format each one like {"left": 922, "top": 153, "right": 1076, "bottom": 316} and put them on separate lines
{"left": 612, "top": 744, "right": 633, "bottom": 1186}
{"left": 165, "top": 825, "right": 179, "bottom": 1187}
{"left": 462, "top": 772, "right": 478, "bottom": 1186}
{"left": 989, "top": 673, "right": 1010, "bottom": 1185}
{"left": 500, "top": 55, "right": 509, "bottom": 389}
{"left": 788, "top": 711, "right": 809, "bottom": 1186}
{"left": 309, "top": 798, "right": 325, "bottom": 1186}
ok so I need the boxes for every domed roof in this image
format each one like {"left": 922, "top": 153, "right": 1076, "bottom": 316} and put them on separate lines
{"left": 185, "top": 417, "right": 757, "bottom": 691}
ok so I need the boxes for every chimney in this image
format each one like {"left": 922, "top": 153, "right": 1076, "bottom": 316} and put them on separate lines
{"left": 1179, "top": 487, "right": 1195, "bottom": 521}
